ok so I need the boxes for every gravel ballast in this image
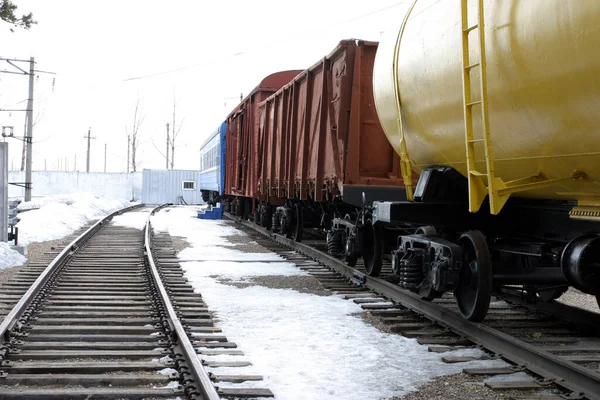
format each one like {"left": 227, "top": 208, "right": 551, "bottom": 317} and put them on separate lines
{"left": 391, "top": 372, "right": 560, "bottom": 400}
{"left": 216, "top": 275, "right": 331, "bottom": 296}
{"left": 558, "top": 288, "right": 600, "bottom": 313}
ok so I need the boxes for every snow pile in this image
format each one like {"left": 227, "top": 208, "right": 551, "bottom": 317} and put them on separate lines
{"left": 16, "top": 193, "right": 134, "bottom": 245}
{"left": 152, "top": 207, "right": 510, "bottom": 400}
{"left": 0, "top": 242, "right": 26, "bottom": 269}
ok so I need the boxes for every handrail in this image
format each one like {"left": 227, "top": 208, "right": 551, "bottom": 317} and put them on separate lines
{"left": 144, "top": 205, "right": 220, "bottom": 400}
{"left": 0, "top": 203, "right": 145, "bottom": 343}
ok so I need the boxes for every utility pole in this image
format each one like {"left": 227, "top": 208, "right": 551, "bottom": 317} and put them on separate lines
{"left": 104, "top": 143, "right": 107, "bottom": 173}
{"left": 0, "top": 57, "right": 55, "bottom": 201}
{"left": 166, "top": 123, "right": 170, "bottom": 169}
{"left": 171, "top": 104, "right": 175, "bottom": 169}
{"left": 74, "top": 154, "right": 77, "bottom": 171}
{"left": 84, "top": 128, "right": 96, "bottom": 173}
{"left": 24, "top": 57, "right": 34, "bottom": 201}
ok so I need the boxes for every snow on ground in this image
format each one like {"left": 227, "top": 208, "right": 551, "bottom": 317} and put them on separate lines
{"left": 15, "top": 193, "right": 134, "bottom": 245}
{"left": 152, "top": 206, "right": 510, "bottom": 400}
{"left": 483, "top": 372, "right": 533, "bottom": 383}
{"left": 152, "top": 207, "right": 282, "bottom": 262}
{"left": 112, "top": 208, "right": 153, "bottom": 230}
{"left": 0, "top": 242, "right": 26, "bottom": 269}
{"left": 184, "top": 261, "right": 309, "bottom": 282}
{"left": 0, "top": 193, "right": 135, "bottom": 270}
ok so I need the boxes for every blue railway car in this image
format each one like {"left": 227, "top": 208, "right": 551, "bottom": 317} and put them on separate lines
{"left": 199, "top": 121, "right": 226, "bottom": 205}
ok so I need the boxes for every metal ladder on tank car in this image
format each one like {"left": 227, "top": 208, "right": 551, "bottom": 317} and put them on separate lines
{"left": 459, "top": 0, "right": 580, "bottom": 215}
{"left": 460, "top": 0, "right": 508, "bottom": 215}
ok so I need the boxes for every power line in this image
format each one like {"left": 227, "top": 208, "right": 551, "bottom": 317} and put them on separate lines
{"left": 122, "top": 1, "right": 409, "bottom": 82}
{"left": 122, "top": 60, "right": 223, "bottom": 82}
{"left": 339, "top": 1, "right": 410, "bottom": 24}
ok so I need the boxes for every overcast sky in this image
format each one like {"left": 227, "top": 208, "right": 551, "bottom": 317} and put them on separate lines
{"left": 0, "top": 0, "right": 408, "bottom": 173}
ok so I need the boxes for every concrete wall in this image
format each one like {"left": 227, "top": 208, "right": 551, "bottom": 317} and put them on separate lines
{"left": 8, "top": 171, "right": 142, "bottom": 201}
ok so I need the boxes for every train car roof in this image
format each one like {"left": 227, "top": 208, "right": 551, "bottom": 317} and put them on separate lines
{"left": 199, "top": 124, "right": 223, "bottom": 151}
{"left": 225, "top": 70, "right": 302, "bottom": 119}
{"left": 259, "top": 39, "right": 377, "bottom": 106}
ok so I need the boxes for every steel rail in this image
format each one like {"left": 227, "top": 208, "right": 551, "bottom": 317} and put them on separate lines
{"left": 229, "top": 214, "right": 600, "bottom": 400}
{"left": 145, "top": 206, "right": 220, "bottom": 400}
{"left": 0, "top": 203, "right": 144, "bottom": 344}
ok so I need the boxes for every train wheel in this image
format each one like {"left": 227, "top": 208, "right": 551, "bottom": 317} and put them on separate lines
{"left": 362, "top": 220, "right": 383, "bottom": 277}
{"left": 272, "top": 212, "right": 281, "bottom": 232}
{"left": 292, "top": 204, "right": 303, "bottom": 242}
{"left": 454, "top": 231, "right": 492, "bottom": 322}
{"left": 416, "top": 226, "right": 437, "bottom": 236}
{"left": 327, "top": 229, "right": 343, "bottom": 256}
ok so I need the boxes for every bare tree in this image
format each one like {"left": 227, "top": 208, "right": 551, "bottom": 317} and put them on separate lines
{"left": 170, "top": 92, "right": 185, "bottom": 169}
{"left": 126, "top": 98, "right": 145, "bottom": 172}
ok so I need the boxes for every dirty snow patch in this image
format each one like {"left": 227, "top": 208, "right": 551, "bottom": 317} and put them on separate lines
{"left": 0, "top": 242, "right": 26, "bottom": 269}
{"left": 156, "top": 368, "right": 178, "bottom": 376}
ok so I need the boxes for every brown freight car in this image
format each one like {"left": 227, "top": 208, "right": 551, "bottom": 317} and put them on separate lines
{"left": 223, "top": 40, "right": 413, "bottom": 273}
{"left": 252, "top": 39, "right": 414, "bottom": 264}
{"left": 256, "top": 40, "right": 407, "bottom": 206}
{"left": 223, "top": 70, "right": 302, "bottom": 217}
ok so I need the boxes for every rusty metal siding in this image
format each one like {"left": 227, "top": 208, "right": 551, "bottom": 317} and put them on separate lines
{"left": 256, "top": 40, "right": 406, "bottom": 204}
{"left": 224, "top": 70, "right": 301, "bottom": 203}
{"left": 141, "top": 169, "right": 203, "bottom": 205}
{"left": 348, "top": 42, "right": 414, "bottom": 186}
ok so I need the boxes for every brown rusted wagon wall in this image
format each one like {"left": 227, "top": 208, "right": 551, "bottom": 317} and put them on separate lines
{"left": 257, "top": 40, "right": 411, "bottom": 206}
{"left": 224, "top": 71, "right": 301, "bottom": 201}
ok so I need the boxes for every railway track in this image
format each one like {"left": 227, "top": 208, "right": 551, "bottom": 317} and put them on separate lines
{"left": 0, "top": 205, "right": 273, "bottom": 399}
{"left": 226, "top": 213, "right": 600, "bottom": 400}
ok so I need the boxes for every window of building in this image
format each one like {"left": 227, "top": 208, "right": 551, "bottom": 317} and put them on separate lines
{"left": 182, "top": 181, "right": 196, "bottom": 190}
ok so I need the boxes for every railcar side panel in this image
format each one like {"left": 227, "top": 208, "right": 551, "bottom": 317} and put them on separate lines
{"left": 224, "top": 71, "right": 301, "bottom": 202}
{"left": 199, "top": 128, "right": 221, "bottom": 196}
{"left": 307, "top": 63, "right": 326, "bottom": 201}
{"left": 219, "top": 121, "right": 226, "bottom": 196}
{"left": 257, "top": 40, "right": 405, "bottom": 204}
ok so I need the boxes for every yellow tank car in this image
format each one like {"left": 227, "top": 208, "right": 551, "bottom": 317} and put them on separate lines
{"left": 373, "top": 0, "right": 600, "bottom": 216}
{"left": 364, "top": 0, "right": 600, "bottom": 323}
